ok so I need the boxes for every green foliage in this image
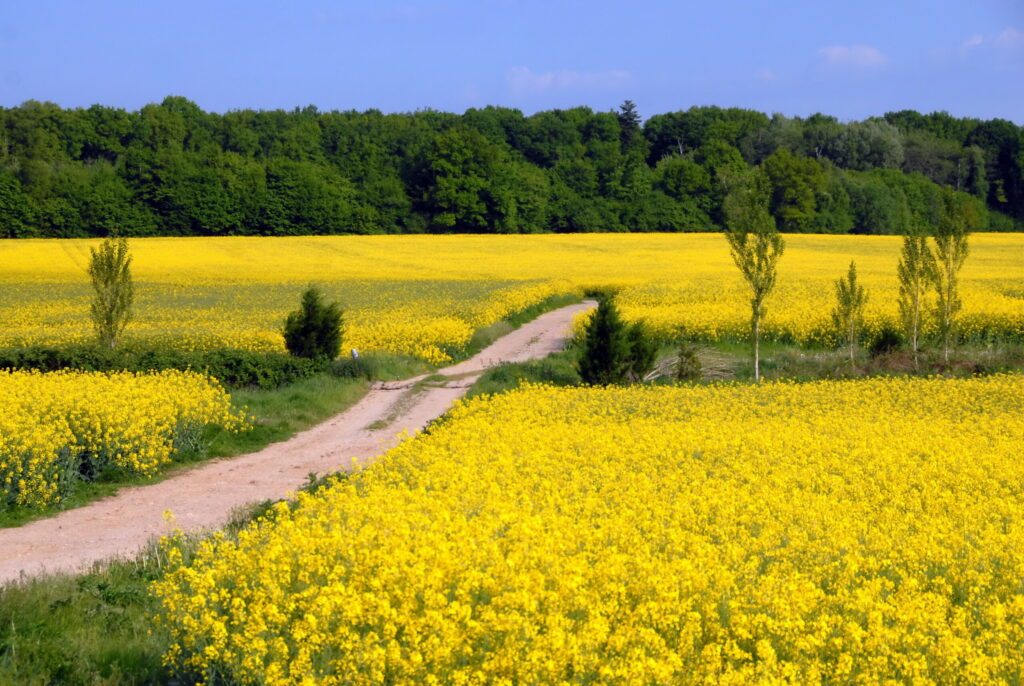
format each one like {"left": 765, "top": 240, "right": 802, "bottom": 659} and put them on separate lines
{"left": 897, "top": 231, "right": 937, "bottom": 365}
{"left": 422, "top": 127, "right": 497, "bottom": 230}
{"left": 831, "top": 261, "right": 868, "bottom": 366}
{"left": 0, "top": 167, "right": 37, "bottom": 237}
{"left": 0, "top": 99, "right": 1020, "bottom": 236}
{"left": 577, "top": 299, "right": 659, "bottom": 384}
{"left": 0, "top": 344, "right": 325, "bottom": 389}
{"left": 830, "top": 120, "right": 905, "bottom": 171}
{"left": 617, "top": 100, "right": 645, "bottom": 156}
{"left": 869, "top": 323, "right": 904, "bottom": 358}
{"left": 0, "top": 548, "right": 173, "bottom": 684}
{"left": 932, "top": 190, "right": 972, "bottom": 361}
{"left": 87, "top": 236, "right": 134, "bottom": 350}
{"left": 468, "top": 350, "right": 581, "bottom": 398}
{"left": 723, "top": 168, "right": 785, "bottom": 381}
{"left": 578, "top": 299, "right": 632, "bottom": 385}
{"left": 761, "top": 148, "right": 828, "bottom": 231}
{"left": 626, "top": 322, "right": 659, "bottom": 381}
{"left": 283, "top": 287, "right": 344, "bottom": 360}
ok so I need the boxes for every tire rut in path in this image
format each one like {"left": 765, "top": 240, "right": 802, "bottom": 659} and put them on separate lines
{"left": 0, "top": 301, "right": 595, "bottom": 584}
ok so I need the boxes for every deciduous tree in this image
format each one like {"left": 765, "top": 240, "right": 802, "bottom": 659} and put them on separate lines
{"left": 932, "top": 191, "right": 971, "bottom": 362}
{"left": 896, "top": 230, "right": 936, "bottom": 368}
{"left": 88, "top": 236, "right": 134, "bottom": 349}
{"left": 831, "top": 261, "right": 868, "bottom": 369}
{"left": 722, "top": 168, "right": 784, "bottom": 381}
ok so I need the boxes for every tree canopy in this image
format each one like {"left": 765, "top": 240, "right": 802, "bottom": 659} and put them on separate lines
{"left": 0, "top": 98, "right": 1019, "bottom": 237}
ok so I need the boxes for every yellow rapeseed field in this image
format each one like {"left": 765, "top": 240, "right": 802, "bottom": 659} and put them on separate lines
{"left": 1, "top": 234, "right": 1021, "bottom": 361}
{"left": 0, "top": 369, "right": 248, "bottom": 509}
{"left": 154, "top": 376, "right": 1024, "bottom": 685}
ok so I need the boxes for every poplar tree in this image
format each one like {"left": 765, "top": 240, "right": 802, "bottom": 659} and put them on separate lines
{"left": 88, "top": 236, "right": 134, "bottom": 350}
{"left": 932, "top": 192, "right": 971, "bottom": 362}
{"left": 723, "top": 169, "right": 784, "bottom": 382}
{"left": 831, "top": 260, "right": 868, "bottom": 369}
{"left": 896, "top": 230, "right": 936, "bottom": 369}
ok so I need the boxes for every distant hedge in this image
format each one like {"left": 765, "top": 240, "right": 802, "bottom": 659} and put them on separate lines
{"left": 0, "top": 345, "right": 322, "bottom": 389}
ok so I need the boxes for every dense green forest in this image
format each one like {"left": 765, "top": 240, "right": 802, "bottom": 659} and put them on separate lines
{"left": 0, "top": 97, "right": 1020, "bottom": 237}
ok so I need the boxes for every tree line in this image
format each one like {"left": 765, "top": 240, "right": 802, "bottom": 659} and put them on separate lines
{"left": 0, "top": 97, "right": 1020, "bottom": 237}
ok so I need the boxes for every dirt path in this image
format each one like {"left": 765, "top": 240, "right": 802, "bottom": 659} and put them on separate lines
{"left": 0, "top": 301, "right": 595, "bottom": 584}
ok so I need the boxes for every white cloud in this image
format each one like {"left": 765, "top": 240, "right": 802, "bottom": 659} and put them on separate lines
{"left": 757, "top": 67, "right": 778, "bottom": 83}
{"left": 506, "top": 67, "right": 630, "bottom": 95}
{"left": 961, "top": 34, "right": 985, "bottom": 51}
{"left": 995, "top": 26, "right": 1023, "bottom": 48}
{"left": 957, "top": 27, "right": 1022, "bottom": 53}
{"left": 817, "top": 44, "right": 888, "bottom": 69}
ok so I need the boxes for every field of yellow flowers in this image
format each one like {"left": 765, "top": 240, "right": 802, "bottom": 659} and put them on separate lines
{"left": 154, "top": 375, "right": 1024, "bottom": 684}
{"left": 1, "top": 234, "right": 1021, "bottom": 361}
{"left": 0, "top": 370, "right": 247, "bottom": 509}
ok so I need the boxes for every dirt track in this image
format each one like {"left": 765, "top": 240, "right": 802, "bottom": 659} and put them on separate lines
{"left": 0, "top": 301, "right": 595, "bottom": 584}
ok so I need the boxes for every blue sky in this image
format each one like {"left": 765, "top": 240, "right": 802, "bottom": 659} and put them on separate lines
{"left": 1, "top": 0, "right": 1022, "bottom": 122}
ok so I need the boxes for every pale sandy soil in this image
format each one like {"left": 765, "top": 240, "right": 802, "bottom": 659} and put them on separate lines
{"left": 0, "top": 301, "right": 595, "bottom": 584}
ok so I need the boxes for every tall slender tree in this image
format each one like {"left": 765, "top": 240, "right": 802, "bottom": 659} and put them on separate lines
{"left": 723, "top": 169, "right": 784, "bottom": 381}
{"left": 896, "top": 230, "right": 936, "bottom": 369}
{"left": 88, "top": 236, "right": 134, "bottom": 349}
{"left": 932, "top": 191, "right": 971, "bottom": 362}
{"left": 831, "top": 260, "right": 868, "bottom": 370}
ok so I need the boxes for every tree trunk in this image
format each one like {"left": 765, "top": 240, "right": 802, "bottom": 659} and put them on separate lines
{"left": 912, "top": 295, "right": 920, "bottom": 371}
{"left": 753, "top": 315, "right": 761, "bottom": 382}
{"left": 849, "top": 323, "right": 855, "bottom": 371}
{"left": 943, "top": 279, "right": 951, "bottom": 364}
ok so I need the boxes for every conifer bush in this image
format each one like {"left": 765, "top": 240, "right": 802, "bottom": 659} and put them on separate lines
{"left": 283, "top": 288, "right": 344, "bottom": 360}
{"left": 578, "top": 299, "right": 657, "bottom": 384}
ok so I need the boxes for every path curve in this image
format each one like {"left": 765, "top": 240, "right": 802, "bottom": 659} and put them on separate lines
{"left": 0, "top": 301, "right": 595, "bottom": 584}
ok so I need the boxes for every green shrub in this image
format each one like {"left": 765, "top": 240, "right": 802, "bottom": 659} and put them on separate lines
{"left": 283, "top": 288, "right": 344, "bottom": 360}
{"left": 869, "top": 324, "right": 904, "bottom": 357}
{"left": 626, "top": 322, "right": 658, "bottom": 381}
{"left": 578, "top": 299, "right": 631, "bottom": 385}
{"left": 578, "top": 299, "right": 658, "bottom": 385}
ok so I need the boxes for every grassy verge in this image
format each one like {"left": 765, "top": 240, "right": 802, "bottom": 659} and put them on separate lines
{"left": 0, "top": 494, "right": 292, "bottom": 685}
{"left": 0, "top": 471, "right": 346, "bottom": 686}
{"left": 460, "top": 293, "right": 583, "bottom": 359}
{"left": 329, "top": 352, "right": 431, "bottom": 382}
{"left": 466, "top": 338, "right": 1024, "bottom": 398}
{"left": 0, "top": 546, "right": 176, "bottom": 685}
{"left": 697, "top": 340, "right": 1024, "bottom": 382}
{"left": 466, "top": 348, "right": 581, "bottom": 399}
{"left": 0, "top": 373, "right": 369, "bottom": 529}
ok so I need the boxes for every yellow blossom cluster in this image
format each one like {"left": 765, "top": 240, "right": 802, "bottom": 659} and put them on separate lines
{"left": 154, "top": 375, "right": 1024, "bottom": 684}
{"left": 0, "top": 369, "right": 248, "bottom": 508}
{"left": 0, "top": 233, "right": 1021, "bottom": 360}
